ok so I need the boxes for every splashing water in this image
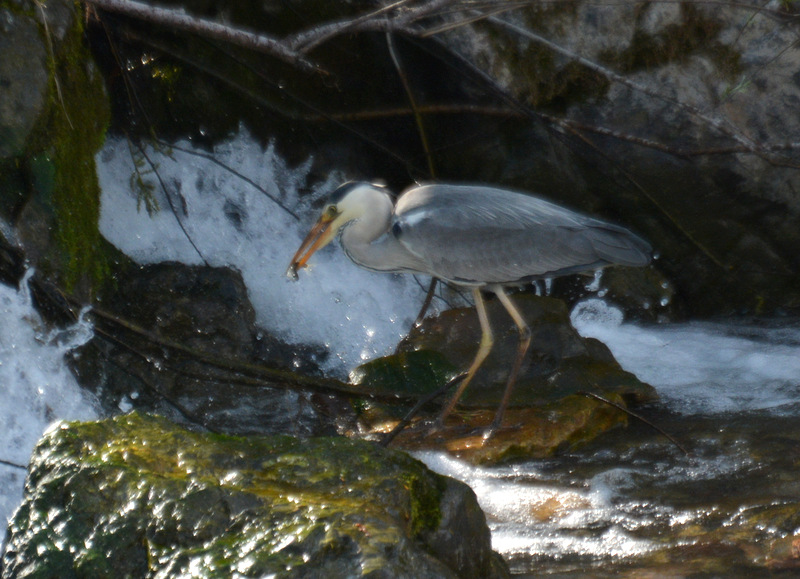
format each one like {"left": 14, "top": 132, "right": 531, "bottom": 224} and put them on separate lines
{"left": 0, "top": 271, "right": 98, "bottom": 546}
{"left": 97, "top": 131, "right": 427, "bottom": 376}
{"left": 571, "top": 298, "right": 800, "bottom": 414}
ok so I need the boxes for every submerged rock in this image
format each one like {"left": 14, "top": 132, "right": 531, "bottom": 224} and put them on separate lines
{"left": 353, "top": 294, "right": 656, "bottom": 463}
{"left": 1, "top": 412, "right": 508, "bottom": 578}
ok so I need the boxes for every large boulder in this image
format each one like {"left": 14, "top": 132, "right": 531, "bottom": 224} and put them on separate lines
{"left": 2, "top": 412, "right": 509, "bottom": 578}
{"left": 353, "top": 294, "right": 657, "bottom": 463}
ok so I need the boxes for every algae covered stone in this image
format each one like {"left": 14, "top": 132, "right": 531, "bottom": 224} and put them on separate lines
{"left": 353, "top": 295, "right": 657, "bottom": 463}
{"left": 2, "top": 412, "right": 507, "bottom": 578}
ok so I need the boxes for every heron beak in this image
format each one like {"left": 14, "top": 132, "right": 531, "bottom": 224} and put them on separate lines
{"left": 286, "top": 214, "right": 336, "bottom": 280}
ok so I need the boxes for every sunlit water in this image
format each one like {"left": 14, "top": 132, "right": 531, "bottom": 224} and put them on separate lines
{"left": 419, "top": 306, "right": 800, "bottom": 575}
{"left": 0, "top": 271, "right": 98, "bottom": 548}
{"left": 3, "top": 130, "right": 800, "bottom": 573}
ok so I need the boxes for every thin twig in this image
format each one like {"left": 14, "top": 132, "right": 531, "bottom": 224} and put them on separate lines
{"left": 380, "top": 372, "right": 466, "bottom": 446}
{"left": 157, "top": 139, "right": 301, "bottom": 222}
{"left": 543, "top": 113, "right": 800, "bottom": 158}
{"left": 132, "top": 140, "right": 210, "bottom": 266}
{"left": 36, "top": 0, "right": 73, "bottom": 129}
{"left": 82, "top": 302, "right": 441, "bottom": 404}
{"left": 0, "top": 458, "right": 28, "bottom": 471}
{"left": 291, "top": 0, "right": 414, "bottom": 53}
{"left": 386, "top": 31, "right": 437, "bottom": 178}
{"left": 578, "top": 390, "right": 690, "bottom": 456}
{"left": 413, "top": 278, "right": 438, "bottom": 329}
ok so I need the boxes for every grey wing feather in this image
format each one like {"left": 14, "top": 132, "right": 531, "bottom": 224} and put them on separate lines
{"left": 393, "top": 184, "right": 651, "bottom": 284}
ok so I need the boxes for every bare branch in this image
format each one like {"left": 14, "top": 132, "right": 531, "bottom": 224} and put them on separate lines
{"left": 83, "top": 0, "right": 321, "bottom": 72}
{"left": 547, "top": 113, "right": 800, "bottom": 160}
{"left": 289, "top": 0, "right": 463, "bottom": 53}
{"left": 289, "top": 0, "right": 415, "bottom": 53}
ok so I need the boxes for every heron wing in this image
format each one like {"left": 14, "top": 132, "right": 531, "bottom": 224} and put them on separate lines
{"left": 393, "top": 184, "right": 651, "bottom": 285}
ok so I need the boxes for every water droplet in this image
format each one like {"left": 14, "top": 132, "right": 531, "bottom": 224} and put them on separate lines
{"left": 585, "top": 270, "right": 604, "bottom": 292}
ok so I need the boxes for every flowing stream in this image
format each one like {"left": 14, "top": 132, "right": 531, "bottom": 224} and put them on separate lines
{"left": 419, "top": 311, "right": 800, "bottom": 576}
{"left": 3, "top": 130, "right": 800, "bottom": 574}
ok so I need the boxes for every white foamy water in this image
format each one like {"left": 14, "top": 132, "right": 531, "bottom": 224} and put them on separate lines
{"left": 0, "top": 271, "right": 98, "bottom": 546}
{"left": 96, "top": 131, "right": 426, "bottom": 375}
{"left": 415, "top": 420, "right": 759, "bottom": 562}
{"left": 415, "top": 451, "right": 658, "bottom": 561}
{"left": 571, "top": 299, "right": 800, "bottom": 414}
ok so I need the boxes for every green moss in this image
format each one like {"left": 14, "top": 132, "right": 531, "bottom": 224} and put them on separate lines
{"left": 401, "top": 470, "right": 445, "bottom": 536}
{"left": 350, "top": 350, "right": 459, "bottom": 399}
{"left": 25, "top": 2, "right": 111, "bottom": 294}
{"left": 6, "top": 413, "right": 474, "bottom": 577}
{"left": 0, "top": 0, "right": 35, "bottom": 17}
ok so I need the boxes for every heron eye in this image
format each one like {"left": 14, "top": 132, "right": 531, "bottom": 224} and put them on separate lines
{"left": 324, "top": 206, "right": 338, "bottom": 218}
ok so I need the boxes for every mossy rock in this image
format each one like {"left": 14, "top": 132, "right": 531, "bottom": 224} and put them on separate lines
{"left": 2, "top": 0, "right": 113, "bottom": 298}
{"left": 2, "top": 412, "right": 509, "bottom": 578}
{"left": 352, "top": 294, "right": 657, "bottom": 463}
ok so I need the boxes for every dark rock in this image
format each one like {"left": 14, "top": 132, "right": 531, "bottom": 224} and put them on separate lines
{"left": 396, "top": 294, "right": 655, "bottom": 407}
{"left": 1, "top": 412, "right": 509, "bottom": 578}
{"left": 444, "top": 2, "right": 800, "bottom": 316}
{"left": 353, "top": 294, "right": 656, "bottom": 463}
{"left": 73, "top": 262, "right": 348, "bottom": 437}
{"left": 0, "top": 8, "right": 49, "bottom": 158}
{"left": 108, "top": 262, "right": 260, "bottom": 360}
{"left": 1, "top": 0, "right": 111, "bottom": 298}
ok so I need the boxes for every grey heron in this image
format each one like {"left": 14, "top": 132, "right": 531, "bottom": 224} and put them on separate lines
{"left": 287, "top": 182, "right": 652, "bottom": 436}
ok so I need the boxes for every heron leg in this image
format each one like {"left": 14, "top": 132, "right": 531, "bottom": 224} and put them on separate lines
{"left": 437, "top": 287, "right": 494, "bottom": 425}
{"left": 416, "top": 278, "right": 438, "bottom": 328}
{"left": 486, "top": 287, "right": 531, "bottom": 437}
{"left": 395, "top": 277, "right": 438, "bottom": 355}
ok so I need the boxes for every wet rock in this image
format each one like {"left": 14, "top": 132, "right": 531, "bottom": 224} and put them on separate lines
{"left": 626, "top": 497, "right": 800, "bottom": 574}
{"left": 0, "top": 9, "right": 49, "bottom": 159}
{"left": 353, "top": 294, "right": 656, "bottom": 463}
{"left": 398, "top": 294, "right": 653, "bottom": 406}
{"left": 1, "top": 0, "right": 111, "bottom": 298}
{"left": 73, "top": 262, "right": 348, "bottom": 437}
{"left": 108, "top": 262, "right": 262, "bottom": 360}
{"left": 0, "top": 0, "right": 77, "bottom": 159}
{"left": 1, "top": 412, "right": 509, "bottom": 578}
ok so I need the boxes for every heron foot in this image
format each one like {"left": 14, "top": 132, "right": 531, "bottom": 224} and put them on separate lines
{"left": 422, "top": 417, "right": 447, "bottom": 436}
{"left": 481, "top": 415, "right": 505, "bottom": 441}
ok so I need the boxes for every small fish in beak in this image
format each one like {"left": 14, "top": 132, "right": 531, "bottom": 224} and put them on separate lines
{"left": 286, "top": 213, "right": 337, "bottom": 281}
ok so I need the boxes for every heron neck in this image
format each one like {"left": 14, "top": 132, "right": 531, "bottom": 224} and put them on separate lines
{"left": 340, "top": 217, "right": 420, "bottom": 273}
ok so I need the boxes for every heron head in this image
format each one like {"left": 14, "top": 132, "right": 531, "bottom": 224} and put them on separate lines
{"left": 287, "top": 182, "right": 388, "bottom": 280}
